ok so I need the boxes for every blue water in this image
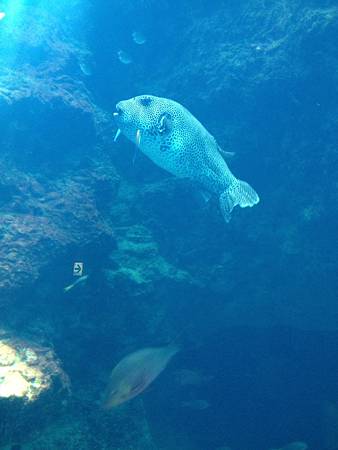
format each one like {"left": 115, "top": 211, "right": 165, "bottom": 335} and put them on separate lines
{"left": 0, "top": 1, "right": 337, "bottom": 449}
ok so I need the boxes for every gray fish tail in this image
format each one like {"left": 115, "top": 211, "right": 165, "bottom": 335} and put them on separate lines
{"left": 219, "top": 179, "right": 259, "bottom": 222}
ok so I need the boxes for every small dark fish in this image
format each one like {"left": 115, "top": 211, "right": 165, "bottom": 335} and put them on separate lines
{"left": 102, "top": 345, "right": 178, "bottom": 408}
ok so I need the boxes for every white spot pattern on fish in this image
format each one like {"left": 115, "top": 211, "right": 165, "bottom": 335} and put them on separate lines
{"left": 113, "top": 95, "right": 260, "bottom": 222}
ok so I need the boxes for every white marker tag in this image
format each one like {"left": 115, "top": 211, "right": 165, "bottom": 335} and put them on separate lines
{"left": 73, "top": 262, "right": 84, "bottom": 277}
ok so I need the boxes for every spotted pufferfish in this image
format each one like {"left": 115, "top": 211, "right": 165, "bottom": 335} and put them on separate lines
{"left": 113, "top": 94, "right": 259, "bottom": 222}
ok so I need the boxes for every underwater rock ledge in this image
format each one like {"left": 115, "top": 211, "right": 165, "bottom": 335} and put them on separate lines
{"left": 0, "top": 161, "right": 119, "bottom": 304}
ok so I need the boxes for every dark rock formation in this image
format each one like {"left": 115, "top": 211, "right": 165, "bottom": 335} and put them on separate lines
{"left": 0, "top": 160, "right": 118, "bottom": 304}
{"left": 0, "top": 3, "right": 119, "bottom": 304}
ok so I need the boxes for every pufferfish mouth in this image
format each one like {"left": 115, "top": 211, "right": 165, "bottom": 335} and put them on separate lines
{"left": 113, "top": 104, "right": 123, "bottom": 118}
{"left": 113, "top": 104, "right": 126, "bottom": 142}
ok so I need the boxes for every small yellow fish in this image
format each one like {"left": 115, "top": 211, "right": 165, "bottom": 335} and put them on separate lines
{"left": 63, "top": 274, "right": 88, "bottom": 293}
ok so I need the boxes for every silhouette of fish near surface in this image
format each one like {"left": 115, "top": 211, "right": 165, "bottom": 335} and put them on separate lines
{"left": 102, "top": 345, "right": 178, "bottom": 408}
{"left": 113, "top": 94, "right": 259, "bottom": 222}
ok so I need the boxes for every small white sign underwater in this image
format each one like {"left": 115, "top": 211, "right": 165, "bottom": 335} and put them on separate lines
{"left": 73, "top": 262, "right": 84, "bottom": 277}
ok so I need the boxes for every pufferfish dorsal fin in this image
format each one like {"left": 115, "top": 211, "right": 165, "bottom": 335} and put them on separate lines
{"left": 158, "top": 113, "right": 172, "bottom": 134}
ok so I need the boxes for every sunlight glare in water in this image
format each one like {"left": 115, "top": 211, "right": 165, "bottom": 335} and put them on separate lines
{"left": 0, "top": 12, "right": 6, "bottom": 20}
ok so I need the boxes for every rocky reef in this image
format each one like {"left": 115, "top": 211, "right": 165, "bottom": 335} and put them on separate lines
{"left": 0, "top": 160, "right": 118, "bottom": 304}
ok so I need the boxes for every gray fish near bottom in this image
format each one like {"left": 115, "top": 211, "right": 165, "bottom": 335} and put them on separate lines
{"left": 102, "top": 345, "right": 178, "bottom": 408}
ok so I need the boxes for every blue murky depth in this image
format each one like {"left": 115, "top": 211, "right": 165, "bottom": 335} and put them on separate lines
{"left": 0, "top": 1, "right": 337, "bottom": 450}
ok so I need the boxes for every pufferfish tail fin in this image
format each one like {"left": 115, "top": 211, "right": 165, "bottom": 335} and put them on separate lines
{"left": 219, "top": 179, "right": 260, "bottom": 223}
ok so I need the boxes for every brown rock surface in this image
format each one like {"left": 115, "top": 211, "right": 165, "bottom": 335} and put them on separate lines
{"left": 0, "top": 161, "right": 118, "bottom": 302}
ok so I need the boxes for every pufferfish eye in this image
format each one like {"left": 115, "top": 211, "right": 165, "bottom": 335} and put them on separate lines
{"left": 140, "top": 97, "right": 152, "bottom": 107}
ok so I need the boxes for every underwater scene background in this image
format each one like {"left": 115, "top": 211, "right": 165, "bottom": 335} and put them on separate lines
{"left": 0, "top": 0, "right": 337, "bottom": 449}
